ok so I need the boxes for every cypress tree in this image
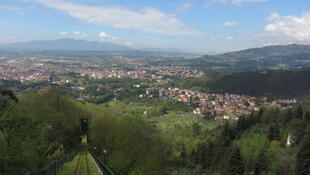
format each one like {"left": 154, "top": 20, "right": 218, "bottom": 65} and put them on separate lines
{"left": 258, "top": 107, "right": 264, "bottom": 120}
{"left": 295, "top": 135, "right": 310, "bottom": 175}
{"left": 304, "top": 111, "right": 310, "bottom": 121}
{"left": 236, "top": 116, "right": 246, "bottom": 133}
{"left": 195, "top": 142, "right": 214, "bottom": 169}
{"left": 196, "top": 143, "right": 207, "bottom": 166}
{"left": 252, "top": 151, "right": 267, "bottom": 175}
{"left": 203, "top": 142, "right": 213, "bottom": 169}
{"left": 221, "top": 122, "right": 234, "bottom": 144}
{"left": 285, "top": 109, "right": 293, "bottom": 124}
{"left": 225, "top": 146, "right": 244, "bottom": 175}
{"left": 190, "top": 148, "right": 198, "bottom": 164}
{"left": 179, "top": 145, "right": 186, "bottom": 159}
{"left": 268, "top": 123, "right": 280, "bottom": 141}
{"left": 295, "top": 105, "right": 303, "bottom": 120}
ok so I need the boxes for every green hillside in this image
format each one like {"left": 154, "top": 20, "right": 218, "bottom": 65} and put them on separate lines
{"left": 1, "top": 87, "right": 309, "bottom": 175}
{"left": 189, "top": 106, "right": 310, "bottom": 175}
{"left": 186, "top": 44, "right": 310, "bottom": 72}
{"left": 169, "top": 68, "right": 310, "bottom": 98}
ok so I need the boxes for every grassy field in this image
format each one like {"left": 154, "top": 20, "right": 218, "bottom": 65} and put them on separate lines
{"left": 149, "top": 112, "right": 222, "bottom": 131}
{"left": 149, "top": 112, "right": 223, "bottom": 154}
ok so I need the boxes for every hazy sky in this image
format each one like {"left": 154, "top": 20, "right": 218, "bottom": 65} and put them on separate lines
{"left": 1, "top": 0, "right": 310, "bottom": 52}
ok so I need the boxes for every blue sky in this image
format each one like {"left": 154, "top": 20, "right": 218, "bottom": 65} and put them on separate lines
{"left": 0, "top": 0, "right": 310, "bottom": 53}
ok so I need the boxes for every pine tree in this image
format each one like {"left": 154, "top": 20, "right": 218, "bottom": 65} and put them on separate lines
{"left": 203, "top": 142, "right": 213, "bottom": 169}
{"left": 225, "top": 147, "right": 244, "bottom": 175}
{"left": 196, "top": 143, "right": 207, "bottom": 166}
{"left": 258, "top": 107, "right": 264, "bottom": 120}
{"left": 236, "top": 116, "right": 246, "bottom": 133}
{"left": 304, "top": 111, "right": 310, "bottom": 121}
{"left": 190, "top": 148, "right": 198, "bottom": 164}
{"left": 295, "top": 135, "right": 310, "bottom": 175}
{"left": 285, "top": 109, "right": 293, "bottom": 124}
{"left": 179, "top": 145, "right": 186, "bottom": 159}
{"left": 295, "top": 105, "right": 303, "bottom": 120}
{"left": 221, "top": 122, "right": 234, "bottom": 144}
{"left": 192, "top": 123, "right": 201, "bottom": 135}
{"left": 251, "top": 151, "right": 267, "bottom": 175}
{"left": 268, "top": 123, "right": 280, "bottom": 141}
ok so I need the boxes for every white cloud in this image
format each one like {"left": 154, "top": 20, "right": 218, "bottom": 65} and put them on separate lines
{"left": 73, "top": 31, "right": 87, "bottom": 38}
{"left": 205, "top": 0, "right": 266, "bottom": 6}
{"left": 225, "top": 36, "right": 235, "bottom": 40}
{"left": 98, "top": 32, "right": 108, "bottom": 38}
{"left": 176, "top": 2, "right": 193, "bottom": 14}
{"left": 0, "top": 6, "right": 24, "bottom": 12}
{"left": 210, "top": 37, "right": 216, "bottom": 40}
{"left": 98, "top": 32, "right": 118, "bottom": 40}
{"left": 125, "top": 42, "right": 134, "bottom": 46}
{"left": 59, "top": 32, "right": 68, "bottom": 36}
{"left": 0, "top": 5, "right": 35, "bottom": 13}
{"left": 110, "top": 36, "right": 118, "bottom": 40}
{"left": 231, "top": 0, "right": 266, "bottom": 4}
{"left": 263, "top": 42, "right": 280, "bottom": 46}
{"left": 35, "top": 0, "right": 205, "bottom": 36}
{"left": 265, "top": 12, "right": 310, "bottom": 41}
{"left": 223, "top": 21, "right": 238, "bottom": 27}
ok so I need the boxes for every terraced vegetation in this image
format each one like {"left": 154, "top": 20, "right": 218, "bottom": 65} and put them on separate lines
{"left": 89, "top": 100, "right": 224, "bottom": 157}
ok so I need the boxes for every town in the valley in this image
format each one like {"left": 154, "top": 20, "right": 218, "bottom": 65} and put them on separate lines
{"left": 141, "top": 87, "right": 298, "bottom": 120}
{"left": 0, "top": 56, "right": 204, "bottom": 83}
{"left": 0, "top": 56, "right": 299, "bottom": 121}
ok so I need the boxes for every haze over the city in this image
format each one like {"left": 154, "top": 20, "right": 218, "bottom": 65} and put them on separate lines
{"left": 1, "top": 0, "right": 310, "bottom": 53}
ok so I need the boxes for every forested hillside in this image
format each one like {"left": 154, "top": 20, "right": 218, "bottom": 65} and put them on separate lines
{"left": 0, "top": 88, "right": 84, "bottom": 174}
{"left": 169, "top": 68, "right": 310, "bottom": 98}
{"left": 187, "top": 44, "right": 310, "bottom": 72}
{"left": 189, "top": 105, "right": 310, "bottom": 175}
{"left": 1, "top": 87, "right": 309, "bottom": 175}
{"left": 0, "top": 88, "right": 171, "bottom": 175}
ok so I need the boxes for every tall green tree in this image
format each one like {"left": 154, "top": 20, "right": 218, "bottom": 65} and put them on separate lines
{"left": 192, "top": 123, "right": 201, "bottom": 135}
{"left": 225, "top": 146, "right": 244, "bottom": 175}
{"left": 295, "top": 105, "right": 303, "bottom": 120}
{"left": 89, "top": 112, "right": 171, "bottom": 175}
{"left": 251, "top": 152, "right": 267, "bottom": 175}
{"left": 268, "top": 124, "right": 280, "bottom": 141}
{"left": 304, "top": 111, "right": 310, "bottom": 121}
{"left": 0, "top": 88, "right": 85, "bottom": 174}
{"left": 295, "top": 135, "right": 310, "bottom": 175}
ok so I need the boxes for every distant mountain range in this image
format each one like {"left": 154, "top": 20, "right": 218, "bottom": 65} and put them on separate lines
{"left": 2, "top": 38, "right": 131, "bottom": 51}
{"left": 185, "top": 44, "right": 310, "bottom": 71}
{"left": 212, "top": 44, "right": 310, "bottom": 60}
{"left": 0, "top": 39, "right": 195, "bottom": 57}
{"left": 2, "top": 40, "right": 310, "bottom": 71}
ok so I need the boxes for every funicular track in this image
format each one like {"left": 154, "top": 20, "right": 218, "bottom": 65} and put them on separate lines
{"left": 72, "top": 138, "right": 93, "bottom": 175}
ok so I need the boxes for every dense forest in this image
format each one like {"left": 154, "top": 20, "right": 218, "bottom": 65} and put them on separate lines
{"left": 0, "top": 88, "right": 84, "bottom": 174}
{"left": 1, "top": 87, "right": 309, "bottom": 175}
{"left": 188, "top": 106, "right": 310, "bottom": 175}
{"left": 169, "top": 68, "right": 310, "bottom": 98}
{"left": 0, "top": 88, "right": 171, "bottom": 175}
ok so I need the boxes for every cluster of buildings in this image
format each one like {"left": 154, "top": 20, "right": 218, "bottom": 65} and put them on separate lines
{"left": 141, "top": 87, "right": 298, "bottom": 120}
{"left": 127, "top": 66, "right": 204, "bottom": 82}
{"left": 0, "top": 59, "right": 55, "bottom": 81}
{"left": 0, "top": 57, "right": 204, "bottom": 83}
